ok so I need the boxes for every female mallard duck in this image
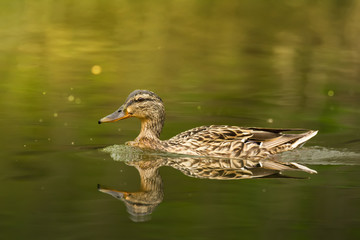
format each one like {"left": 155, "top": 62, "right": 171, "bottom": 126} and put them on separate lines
{"left": 99, "top": 90, "right": 318, "bottom": 160}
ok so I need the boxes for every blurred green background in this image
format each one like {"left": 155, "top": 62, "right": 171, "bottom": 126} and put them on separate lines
{"left": 1, "top": 0, "right": 360, "bottom": 239}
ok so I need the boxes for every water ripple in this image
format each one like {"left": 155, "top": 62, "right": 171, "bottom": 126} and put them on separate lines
{"left": 102, "top": 145, "right": 360, "bottom": 166}
{"left": 280, "top": 146, "right": 360, "bottom": 165}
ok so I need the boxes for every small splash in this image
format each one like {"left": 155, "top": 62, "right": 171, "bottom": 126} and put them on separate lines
{"left": 280, "top": 146, "right": 360, "bottom": 165}
{"left": 101, "top": 145, "right": 146, "bottom": 162}
{"left": 101, "top": 145, "right": 175, "bottom": 162}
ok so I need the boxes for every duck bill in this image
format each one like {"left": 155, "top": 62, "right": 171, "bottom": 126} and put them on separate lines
{"left": 98, "top": 105, "right": 131, "bottom": 124}
{"left": 98, "top": 184, "right": 129, "bottom": 199}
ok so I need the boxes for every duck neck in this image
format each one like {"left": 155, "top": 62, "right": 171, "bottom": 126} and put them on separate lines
{"left": 136, "top": 117, "right": 164, "bottom": 144}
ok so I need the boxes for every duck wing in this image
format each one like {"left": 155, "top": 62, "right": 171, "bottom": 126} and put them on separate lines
{"left": 168, "top": 125, "right": 253, "bottom": 142}
{"left": 165, "top": 125, "right": 252, "bottom": 157}
{"left": 165, "top": 125, "right": 317, "bottom": 159}
{"left": 244, "top": 127, "right": 318, "bottom": 150}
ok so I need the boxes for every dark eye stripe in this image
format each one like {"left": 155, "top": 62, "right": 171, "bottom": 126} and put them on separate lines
{"left": 126, "top": 97, "right": 155, "bottom": 107}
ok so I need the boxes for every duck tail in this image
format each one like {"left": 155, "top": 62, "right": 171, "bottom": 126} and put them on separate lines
{"left": 262, "top": 129, "right": 318, "bottom": 154}
{"left": 290, "top": 130, "right": 318, "bottom": 149}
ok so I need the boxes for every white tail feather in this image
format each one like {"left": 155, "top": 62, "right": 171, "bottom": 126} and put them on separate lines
{"left": 291, "top": 130, "right": 318, "bottom": 149}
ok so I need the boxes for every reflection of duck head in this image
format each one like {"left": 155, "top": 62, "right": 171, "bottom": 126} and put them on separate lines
{"left": 98, "top": 160, "right": 164, "bottom": 222}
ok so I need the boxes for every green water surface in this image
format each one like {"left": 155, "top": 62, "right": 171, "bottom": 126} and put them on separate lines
{"left": 1, "top": 1, "right": 360, "bottom": 239}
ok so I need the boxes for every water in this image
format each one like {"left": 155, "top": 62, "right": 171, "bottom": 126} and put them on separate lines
{"left": 1, "top": 0, "right": 360, "bottom": 239}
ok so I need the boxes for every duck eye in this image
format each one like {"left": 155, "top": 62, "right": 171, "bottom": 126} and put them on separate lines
{"left": 136, "top": 97, "right": 145, "bottom": 102}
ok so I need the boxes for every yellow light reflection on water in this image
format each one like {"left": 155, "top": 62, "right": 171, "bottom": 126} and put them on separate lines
{"left": 91, "top": 65, "right": 102, "bottom": 75}
{"left": 328, "top": 90, "right": 335, "bottom": 97}
{"left": 68, "top": 95, "right": 75, "bottom": 102}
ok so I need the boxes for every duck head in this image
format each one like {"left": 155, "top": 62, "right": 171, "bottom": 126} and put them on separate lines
{"left": 98, "top": 90, "right": 165, "bottom": 138}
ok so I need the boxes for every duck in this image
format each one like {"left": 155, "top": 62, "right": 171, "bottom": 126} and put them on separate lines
{"left": 98, "top": 89, "right": 318, "bottom": 161}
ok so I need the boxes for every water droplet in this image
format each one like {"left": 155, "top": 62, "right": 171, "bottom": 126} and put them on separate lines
{"left": 75, "top": 98, "right": 81, "bottom": 104}
{"left": 42, "top": 91, "right": 47, "bottom": 95}
{"left": 328, "top": 90, "right": 334, "bottom": 97}
{"left": 91, "top": 65, "right": 102, "bottom": 75}
{"left": 53, "top": 112, "right": 58, "bottom": 118}
{"left": 71, "top": 142, "right": 75, "bottom": 145}
{"left": 90, "top": 138, "right": 93, "bottom": 141}
{"left": 267, "top": 118, "right": 274, "bottom": 123}
{"left": 48, "top": 138, "right": 51, "bottom": 141}
{"left": 23, "top": 144, "right": 27, "bottom": 147}
{"left": 39, "top": 118, "right": 43, "bottom": 123}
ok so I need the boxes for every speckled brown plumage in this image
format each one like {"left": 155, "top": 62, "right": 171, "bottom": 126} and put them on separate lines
{"left": 99, "top": 89, "right": 318, "bottom": 161}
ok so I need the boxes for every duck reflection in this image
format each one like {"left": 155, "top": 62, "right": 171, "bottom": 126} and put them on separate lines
{"left": 98, "top": 159, "right": 164, "bottom": 222}
{"left": 98, "top": 146, "right": 316, "bottom": 222}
